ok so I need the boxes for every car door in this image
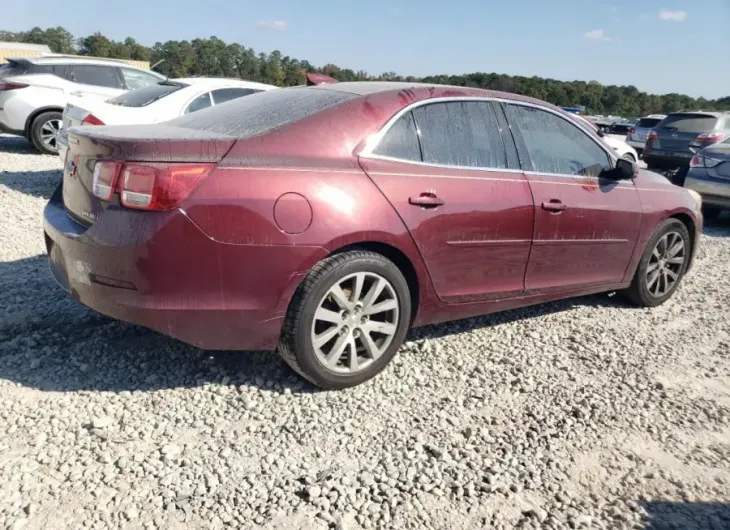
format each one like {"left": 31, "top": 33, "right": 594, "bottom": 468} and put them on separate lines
{"left": 359, "top": 100, "right": 535, "bottom": 303}
{"left": 66, "top": 65, "right": 124, "bottom": 98}
{"left": 501, "top": 102, "right": 642, "bottom": 293}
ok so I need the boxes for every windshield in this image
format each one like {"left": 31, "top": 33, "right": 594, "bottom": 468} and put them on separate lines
{"left": 108, "top": 81, "right": 187, "bottom": 107}
{"left": 167, "top": 87, "right": 356, "bottom": 137}
{"left": 658, "top": 114, "right": 719, "bottom": 133}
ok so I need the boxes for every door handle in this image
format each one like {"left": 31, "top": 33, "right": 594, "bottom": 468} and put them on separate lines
{"left": 541, "top": 199, "right": 567, "bottom": 212}
{"left": 409, "top": 193, "right": 445, "bottom": 208}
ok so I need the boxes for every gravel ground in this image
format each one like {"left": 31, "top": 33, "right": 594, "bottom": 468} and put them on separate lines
{"left": 1, "top": 133, "right": 729, "bottom": 530}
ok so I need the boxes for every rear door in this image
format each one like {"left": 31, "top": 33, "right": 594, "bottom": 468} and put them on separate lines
{"left": 502, "top": 102, "right": 642, "bottom": 293}
{"left": 359, "top": 100, "right": 535, "bottom": 303}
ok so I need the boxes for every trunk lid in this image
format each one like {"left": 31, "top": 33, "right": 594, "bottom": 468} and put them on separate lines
{"left": 62, "top": 124, "right": 235, "bottom": 226}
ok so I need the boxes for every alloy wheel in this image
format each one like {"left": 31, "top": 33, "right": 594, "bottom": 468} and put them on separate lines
{"left": 646, "top": 230, "right": 686, "bottom": 298}
{"left": 40, "top": 119, "right": 62, "bottom": 151}
{"left": 311, "top": 272, "right": 399, "bottom": 374}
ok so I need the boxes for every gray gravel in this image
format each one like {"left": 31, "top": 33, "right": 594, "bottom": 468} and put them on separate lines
{"left": 1, "top": 133, "right": 729, "bottom": 530}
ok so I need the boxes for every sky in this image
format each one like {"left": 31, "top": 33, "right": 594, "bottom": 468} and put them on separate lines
{"left": 4, "top": 0, "right": 730, "bottom": 99}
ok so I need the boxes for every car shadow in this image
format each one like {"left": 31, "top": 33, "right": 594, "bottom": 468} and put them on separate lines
{"left": 0, "top": 167, "right": 61, "bottom": 200}
{"left": 0, "top": 254, "right": 635, "bottom": 395}
{"left": 0, "top": 134, "right": 41, "bottom": 154}
{"left": 703, "top": 212, "right": 730, "bottom": 237}
{"left": 640, "top": 501, "right": 730, "bottom": 529}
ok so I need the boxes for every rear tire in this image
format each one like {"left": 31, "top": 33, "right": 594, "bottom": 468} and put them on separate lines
{"left": 29, "top": 111, "right": 63, "bottom": 155}
{"left": 624, "top": 219, "right": 690, "bottom": 307}
{"left": 277, "top": 250, "right": 411, "bottom": 389}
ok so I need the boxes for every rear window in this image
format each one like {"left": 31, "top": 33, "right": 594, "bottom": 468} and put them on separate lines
{"left": 167, "top": 87, "right": 355, "bottom": 137}
{"left": 659, "top": 114, "right": 719, "bottom": 133}
{"left": 0, "top": 60, "right": 28, "bottom": 78}
{"left": 636, "top": 118, "right": 662, "bottom": 128}
{"left": 108, "top": 82, "right": 187, "bottom": 107}
{"left": 609, "top": 123, "right": 632, "bottom": 134}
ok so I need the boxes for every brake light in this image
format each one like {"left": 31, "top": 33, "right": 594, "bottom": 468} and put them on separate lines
{"left": 81, "top": 114, "right": 105, "bottom": 126}
{"left": 92, "top": 161, "right": 122, "bottom": 200}
{"left": 0, "top": 81, "right": 28, "bottom": 91}
{"left": 694, "top": 132, "right": 727, "bottom": 145}
{"left": 690, "top": 154, "right": 722, "bottom": 169}
{"left": 689, "top": 155, "right": 702, "bottom": 168}
{"left": 647, "top": 130, "right": 658, "bottom": 140}
{"left": 628, "top": 127, "right": 634, "bottom": 134}
{"left": 118, "top": 163, "right": 214, "bottom": 210}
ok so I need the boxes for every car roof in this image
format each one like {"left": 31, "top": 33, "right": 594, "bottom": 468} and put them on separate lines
{"left": 173, "top": 77, "right": 277, "bottom": 90}
{"left": 668, "top": 111, "right": 724, "bottom": 117}
{"left": 14, "top": 55, "right": 156, "bottom": 70}
{"left": 306, "top": 81, "right": 558, "bottom": 109}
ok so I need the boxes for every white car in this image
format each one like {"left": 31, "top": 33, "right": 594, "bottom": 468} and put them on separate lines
{"left": 58, "top": 77, "right": 278, "bottom": 161}
{"left": 0, "top": 56, "right": 164, "bottom": 154}
{"left": 573, "top": 114, "right": 639, "bottom": 162}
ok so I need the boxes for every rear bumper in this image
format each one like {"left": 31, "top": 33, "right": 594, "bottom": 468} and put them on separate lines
{"left": 43, "top": 184, "right": 327, "bottom": 350}
{"left": 642, "top": 150, "right": 693, "bottom": 169}
{"left": 626, "top": 139, "right": 645, "bottom": 150}
{"left": 684, "top": 169, "right": 730, "bottom": 208}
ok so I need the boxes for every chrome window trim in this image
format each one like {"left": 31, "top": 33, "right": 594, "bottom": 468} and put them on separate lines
{"left": 359, "top": 95, "right": 620, "bottom": 177}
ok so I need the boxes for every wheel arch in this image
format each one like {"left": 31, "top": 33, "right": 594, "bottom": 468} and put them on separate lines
{"left": 24, "top": 106, "right": 64, "bottom": 135}
{"left": 669, "top": 212, "right": 697, "bottom": 270}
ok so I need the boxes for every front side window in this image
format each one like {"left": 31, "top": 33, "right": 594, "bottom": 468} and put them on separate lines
{"left": 211, "top": 88, "right": 260, "bottom": 105}
{"left": 506, "top": 104, "right": 611, "bottom": 177}
{"left": 121, "top": 68, "right": 162, "bottom": 90}
{"left": 372, "top": 111, "right": 421, "bottom": 161}
{"left": 412, "top": 101, "right": 508, "bottom": 169}
{"left": 68, "top": 65, "right": 121, "bottom": 89}
{"left": 185, "top": 92, "right": 212, "bottom": 114}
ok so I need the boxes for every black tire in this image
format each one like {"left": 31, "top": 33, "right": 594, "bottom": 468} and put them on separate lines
{"left": 29, "top": 111, "right": 63, "bottom": 155}
{"left": 702, "top": 206, "right": 722, "bottom": 221}
{"left": 624, "top": 219, "right": 691, "bottom": 307}
{"left": 277, "top": 250, "right": 411, "bottom": 389}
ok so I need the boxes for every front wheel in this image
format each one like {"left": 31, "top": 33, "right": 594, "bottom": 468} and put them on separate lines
{"left": 278, "top": 250, "right": 411, "bottom": 389}
{"left": 624, "top": 219, "right": 690, "bottom": 307}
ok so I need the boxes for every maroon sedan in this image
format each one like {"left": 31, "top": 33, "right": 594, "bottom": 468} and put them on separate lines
{"left": 44, "top": 83, "right": 703, "bottom": 389}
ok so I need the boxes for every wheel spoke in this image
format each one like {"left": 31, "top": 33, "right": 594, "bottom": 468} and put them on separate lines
{"left": 657, "top": 235, "right": 668, "bottom": 256}
{"left": 314, "top": 325, "right": 341, "bottom": 348}
{"left": 350, "top": 273, "right": 365, "bottom": 304}
{"left": 362, "top": 321, "right": 396, "bottom": 337}
{"left": 646, "top": 261, "right": 660, "bottom": 274}
{"left": 647, "top": 270, "right": 660, "bottom": 289}
{"left": 329, "top": 284, "right": 352, "bottom": 310}
{"left": 361, "top": 278, "right": 385, "bottom": 311}
{"left": 348, "top": 336, "right": 359, "bottom": 371}
{"left": 365, "top": 298, "right": 397, "bottom": 316}
{"left": 668, "top": 241, "right": 684, "bottom": 258}
{"left": 314, "top": 307, "right": 342, "bottom": 325}
{"left": 325, "top": 332, "right": 350, "bottom": 367}
{"left": 665, "top": 268, "right": 678, "bottom": 282}
{"left": 360, "top": 331, "right": 381, "bottom": 360}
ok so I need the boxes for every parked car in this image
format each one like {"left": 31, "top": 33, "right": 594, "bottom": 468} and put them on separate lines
{"left": 0, "top": 56, "right": 164, "bottom": 154}
{"left": 44, "top": 82, "right": 702, "bottom": 389}
{"left": 626, "top": 114, "right": 666, "bottom": 154}
{"left": 643, "top": 112, "right": 730, "bottom": 173}
{"left": 607, "top": 122, "right": 634, "bottom": 138}
{"left": 57, "top": 78, "right": 277, "bottom": 162}
{"left": 684, "top": 137, "right": 730, "bottom": 220}
{"left": 575, "top": 115, "right": 639, "bottom": 161}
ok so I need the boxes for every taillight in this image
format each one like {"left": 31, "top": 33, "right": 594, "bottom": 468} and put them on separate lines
{"left": 689, "top": 155, "right": 702, "bottom": 168}
{"left": 81, "top": 114, "right": 105, "bottom": 126}
{"left": 694, "top": 132, "right": 727, "bottom": 145}
{"left": 628, "top": 127, "right": 634, "bottom": 134}
{"left": 118, "top": 163, "right": 214, "bottom": 210}
{"left": 92, "top": 161, "right": 122, "bottom": 200}
{"left": 647, "top": 130, "right": 658, "bottom": 140}
{"left": 0, "top": 81, "right": 28, "bottom": 91}
{"left": 690, "top": 154, "right": 722, "bottom": 169}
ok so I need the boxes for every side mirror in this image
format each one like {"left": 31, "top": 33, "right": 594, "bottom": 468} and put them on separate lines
{"left": 614, "top": 157, "right": 636, "bottom": 180}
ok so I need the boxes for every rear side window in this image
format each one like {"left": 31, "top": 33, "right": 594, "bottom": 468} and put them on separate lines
{"left": 109, "top": 82, "right": 186, "bottom": 107}
{"left": 636, "top": 118, "right": 662, "bottom": 128}
{"left": 0, "top": 60, "right": 28, "bottom": 77}
{"left": 121, "top": 68, "right": 162, "bottom": 90}
{"left": 506, "top": 104, "right": 611, "bottom": 177}
{"left": 211, "top": 87, "right": 261, "bottom": 105}
{"left": 373, "top": 111, "right": 421, "bottom": 161}
{"left": 412, "top": 101, "right": 508, "bottom": 169}
{"left": 68, "top": 65, "right": 121, "bottom": 89}
{"left": 185, "top": 92, "right": 212, "bottom": 114}
{"left": 167, "top": 87, "right": 355, "bottom": 138}
{"left": 659, "top": 114, "right": 719, "bottom": 133}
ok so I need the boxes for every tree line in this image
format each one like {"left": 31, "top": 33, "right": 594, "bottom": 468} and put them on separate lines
{"left": 3, "top": 26, "right": 729, "bottom": 117}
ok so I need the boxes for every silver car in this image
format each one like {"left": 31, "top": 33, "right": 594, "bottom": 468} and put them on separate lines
{"left": 626, "top": 114, "right": 666, "bottom": 154}
{"left": 684, "top": 137, "right": 730, "bottom": 220}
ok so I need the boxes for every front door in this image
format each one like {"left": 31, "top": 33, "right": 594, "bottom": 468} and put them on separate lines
{"left": 501, "top": 102, "right": 642, "bottom": 293}
{"left": 359, "top": 100, "right": 535, "bottom": 303}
